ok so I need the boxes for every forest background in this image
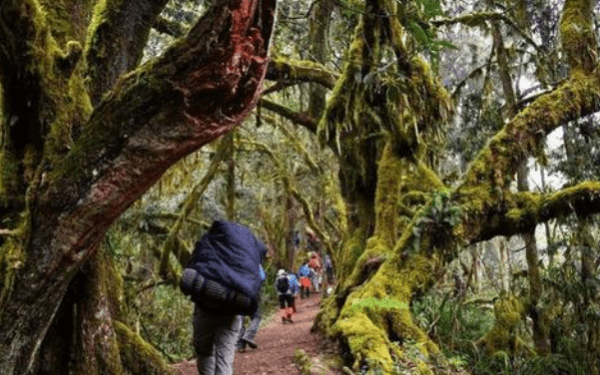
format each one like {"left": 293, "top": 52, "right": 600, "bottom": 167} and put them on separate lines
{"left": 2, "top": 0, "right": 600, "bottom": 374}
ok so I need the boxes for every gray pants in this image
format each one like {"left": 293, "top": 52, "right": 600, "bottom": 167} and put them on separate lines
{"left": 239, "top": 315, "right": 261, "bottom": 342}
{"left": 193, "top": 306, "right": 242, "bottom": 375}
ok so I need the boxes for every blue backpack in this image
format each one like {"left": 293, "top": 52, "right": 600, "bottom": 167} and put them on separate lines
{"left": 180, "top": 221, "right": 267, "bottom": 315}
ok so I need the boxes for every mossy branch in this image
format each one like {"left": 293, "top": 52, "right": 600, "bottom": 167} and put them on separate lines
{"left": 259, "top": 99, "right": 318, "bottom": 132}
{"left": 40, "top": 0, "right": 276, "bottom": 263}
{"left": 432, "top": 12, "right": 541, "bottom": 54}
{"left": 84, "top": 0, "right": 171, "bottom": 105}
{"left": 114, "top": 321, "right": 177, "bottom": 375}
{"left": 487, "top": 182, "right": 600, "bottom": 238}
{"left": 460, "top": 71, "right": 600, "bottom": 195}
{"left": 271, "top": 117, "right": 321, "bottom": 173}
{"left": 265, "top": 58, "right": 338, "bottom": 89}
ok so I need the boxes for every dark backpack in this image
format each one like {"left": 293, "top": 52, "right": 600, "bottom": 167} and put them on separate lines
{"left": 180, "top": 221, "right": 267, "bottom": 315}
{"left": 276, "top": 275, "right": 290, "bottom": 293}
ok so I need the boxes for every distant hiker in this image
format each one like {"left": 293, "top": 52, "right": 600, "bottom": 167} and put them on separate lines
{"left": 180, "top": 220, "right": 267, "bottom": 375}
{"left": 237, "top": 265, "right": 266, "bottom": 351}
{"left": 298, "top": 261, "right": 311, "bottom": 299}
{"left": 324, "top": 253, "right": 334, "bottom": 284}
{"left": 288, "top": 271, "right": 300, "bottom": 313}
{"left": 275, "top": 269, "right": 295, "bottom": 322}
{"left": 309, "top": 252, "right": 322, "bottom": 292}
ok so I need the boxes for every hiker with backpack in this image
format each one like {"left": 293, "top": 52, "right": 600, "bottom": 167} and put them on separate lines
{"left": 287, "top": 270, "right": 300, "bottom": 313}
{"left": 275, "top": 269, "right": 295, "bottom": 322}
{"left": 180, "top": 220, "right": 267, "bottom": 375}
{"left": 298, "top": 261, "right": 311, "bottom": 299}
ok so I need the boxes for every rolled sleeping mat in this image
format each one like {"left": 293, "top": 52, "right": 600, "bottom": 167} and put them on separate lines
{"left": 180, "top": 268, "right": 204, "bottom": 296}
{"left": 180, "top": 268, "right": 254, "bottom": 314}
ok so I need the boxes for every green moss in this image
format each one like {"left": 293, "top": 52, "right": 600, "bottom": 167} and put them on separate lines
{"left": 560, "top": 0, "right": 596, "bottom": 72}
{"left": 336, "top": 222, "right": 370, "bottom": 284}
{"left": 269, "top": 58, "right": 337, "bottom": 89}
{"left": 374, "top": 143, "right": 402, "bottom": 248}
{"left": 343, "top": 237, "right": 388, "bottom": 289}
{"left": 333, "top": 251, "right": 441, "bottom": 371}
{"left": 477, "top": 294, "right": 526, "bottom": 354}
{"left": 0, "top": 208, "right": 31, "bottom": 313}
{"left": 115, "top": 321, "right": 176, "bottom": 375}
{"left": 293, "top": 349, "right": 313, "bottom": 375}
{"left": 462, "top": 72, "right": 600, "bottom": 199}
{"left": 39, "top": 0, "right": 93, "bottom": 44}
{"left": 334, "top": 312, "right": 396, "bottom": 373}
{"left": 0, "top": 239, "right": 23, "bottom": 315}
{"left": 0, "top": 150, "right": 20, "bottom": 203}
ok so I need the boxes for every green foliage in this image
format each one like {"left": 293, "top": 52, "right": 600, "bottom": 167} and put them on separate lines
{"left": 409, "top": 286, "right": 591, "bottom": 375}
{"left": 135, "top": 285, "right": 194, "bottom": 362}
{"left": 536, "top": 246, "right": 600, "bottom": 373}
{"left": 403, "top": 0, "right": 457, "bottom": 69}
{"left": 411, "top": 189, "right": 461, "bottom": 256}
{"left": 466, "top": 350, "right": 587, "bottom": 375}
{"left": 411, "top": 291, "right": 494, "bottom": 350}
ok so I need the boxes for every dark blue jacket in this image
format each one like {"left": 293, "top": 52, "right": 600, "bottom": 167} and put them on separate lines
{"left": 188, "top": 221, "right": 267, "bottom": 299}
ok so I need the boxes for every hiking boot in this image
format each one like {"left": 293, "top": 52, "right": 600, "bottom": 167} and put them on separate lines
{"left": 237, "top": 341, "right": 247, "bottom": 351}
{"left": 241, "top": 338, "right": 258, "bottom": 349}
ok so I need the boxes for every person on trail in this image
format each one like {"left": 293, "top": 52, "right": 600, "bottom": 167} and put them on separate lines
{"left": 180, "top": 220, "right": 267, "bottom": 375}
{"left": 298, "top": 261, "right": 311, "bottom": 299}
{"left": 287, "top": 271, "right": 300, "bottom": 313}
{"left": 309, "top": 252, "right": 322, "bottom": 293}
{"left": 275, "top": 269, "right": 295, "bottom": 322}
{"left": 237, "top": 265, "right": 266, "bottom": 351}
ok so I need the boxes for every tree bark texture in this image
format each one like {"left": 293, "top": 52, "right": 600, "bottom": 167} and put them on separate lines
{"left": 0, "top": 0, "right": 277, "bottom": 374}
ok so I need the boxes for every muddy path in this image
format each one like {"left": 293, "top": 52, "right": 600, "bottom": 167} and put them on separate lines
{"left": 172, "top": 292, "right": 343, "bottom": 375}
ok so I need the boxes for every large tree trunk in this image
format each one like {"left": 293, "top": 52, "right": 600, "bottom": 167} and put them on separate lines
{"left": 0, "top": 0, "right": 276, "bottom": 374}
{"left": 313, "top": 0, "right": 600, "bottom": 372}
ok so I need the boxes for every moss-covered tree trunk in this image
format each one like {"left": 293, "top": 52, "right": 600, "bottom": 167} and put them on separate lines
{"left": 313, "top": 0, "right": 600, "bottom": 372}
{"left": 0, "top": 0, "right": 276, "bottom": 374}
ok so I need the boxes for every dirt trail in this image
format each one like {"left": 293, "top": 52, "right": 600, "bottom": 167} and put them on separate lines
{"left": 172, "top": 293, "right": 343, "bottom": 375}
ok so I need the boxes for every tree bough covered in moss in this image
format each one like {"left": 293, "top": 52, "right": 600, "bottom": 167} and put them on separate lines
{"left": 0, "top": 0, "right": 276, "bottom": 374}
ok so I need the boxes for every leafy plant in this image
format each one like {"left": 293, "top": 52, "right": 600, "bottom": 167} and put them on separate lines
{"left": 402, "top": 0, "right": 458, "bottom": 68}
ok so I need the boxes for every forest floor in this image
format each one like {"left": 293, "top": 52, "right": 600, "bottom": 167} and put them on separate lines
{"left": 171, "top": 291, "right": 346, "bottom": 375}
